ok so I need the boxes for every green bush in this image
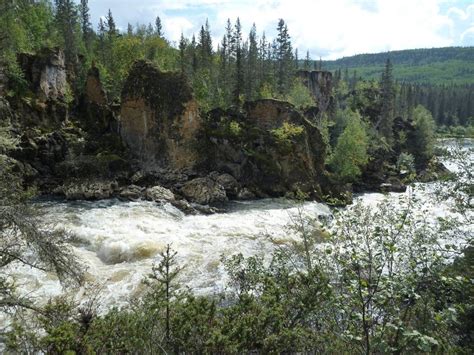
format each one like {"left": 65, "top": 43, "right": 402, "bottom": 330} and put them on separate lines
{"left": 328, "top": 111, "right": 369, "bottom": 182}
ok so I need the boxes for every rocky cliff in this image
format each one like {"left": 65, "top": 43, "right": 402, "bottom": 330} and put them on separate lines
{"left": 2, "top": 51, "right": 346, "bottom": 208}
{"left": 120, "top": 60, "right": 201, "bottom": 171}
{"left": 204, "top": 99, "right": 327, "bottom": 199}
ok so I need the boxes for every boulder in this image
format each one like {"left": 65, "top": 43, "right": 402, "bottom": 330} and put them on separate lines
{"left": 60, "top": 181, "right": 118, "bottom": 200}
{"left": 380, "top": 177, "right": 407, "bottom": 193}
{"left": 181, "top": 177, "right": 227, "bottom": 205}
{"left": 120, "top": 60, "right": 202, "bottom": 171}
{"left": 237, "top": 188, "right": 256, "bottom": 200}
{"left": 145, "top": 185, "right": 175, "bottom": 202}
{"left": 212, "top": 172, "right": 240, "bottom": 198}
{"left": 119, "top": 185, "right": 144, "bottom": 200}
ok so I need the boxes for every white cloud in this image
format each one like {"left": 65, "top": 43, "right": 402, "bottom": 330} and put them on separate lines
{"left": 88, "top": 0, "right": 473, "bottom": 59}
{"left": 163, "top": 17, "right": 195, "bottom": 41}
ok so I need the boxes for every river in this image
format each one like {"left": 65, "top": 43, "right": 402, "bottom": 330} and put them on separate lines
{"left": 7, "top": 139, "right": 473, "bottom": 311}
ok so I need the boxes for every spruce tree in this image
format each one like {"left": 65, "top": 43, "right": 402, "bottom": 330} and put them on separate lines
{"left": 54, "top": 0, "right": 79, "bottom": 64}
{"left": 79, "top": 0, "right": 92, "bottom": 51}
{"left": 246, "top": 23, "right": 258, "bottom": 100}
{"left": 304, "top": 51, "right": 311, "bottom": 71}
{"left": 179, "top": 33, "right": 187, "bottom": 74}
{"left": 276, "top": 19, "right": 293, "bottom": 95}
{"left": 378, "top": 59, "right": 395, "bottom": 143}
{"left": 155, "top": 16, "right": 163, "bottom": 37}
{"left": 232, "top": 18, "right": 244, "bottom": 105}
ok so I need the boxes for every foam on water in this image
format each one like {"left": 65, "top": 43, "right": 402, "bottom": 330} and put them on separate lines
{"left": 8, "top": 198, "right": 331, "bottom": 308}
{"left": 7, "top": 139, "right": 473, "bottom": 310}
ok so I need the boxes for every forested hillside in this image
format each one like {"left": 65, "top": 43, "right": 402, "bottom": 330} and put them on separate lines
{"left": 323, "top": 47, "right": 474, "bottom": 85}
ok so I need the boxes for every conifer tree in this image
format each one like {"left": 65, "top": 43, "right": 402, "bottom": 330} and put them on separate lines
{"left": 246, "top": 23, "right": 259, "bottom": 100}
{"left": 276, "top": 19, "right": 293, "bottom": 95}
{"left": 54, "top": 0, "right": 79, "bottom": 64}
{"left": 179, "top": 33, "right": 187, "bottom": 74}
{"left": 79, "top": 0, "right": 92, "bottom": 51}
{"left": 378, "top": 59, "right": 395, "bottom": 143}
{"left": 304, "top": 51, "right": 311, "bottom": 71}
{"left": 155, "top": 16, "right": 163, "bottom": 37}
{"left": 232, "top": 18, "right": 244, "bottom": 105}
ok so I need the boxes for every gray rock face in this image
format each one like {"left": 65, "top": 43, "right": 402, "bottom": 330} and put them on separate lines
{"left": 17, "top": 48, "right": 67, "bottom": 102}
{"left": 145, "top": 185, "right": 175, "bottom": 202}
{"left": 181, "top": 177, "right": 227, "bottom": 205}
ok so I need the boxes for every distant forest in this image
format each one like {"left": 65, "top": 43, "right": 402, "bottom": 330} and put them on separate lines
{"left": 0, "top": 0, "right": 473, "bottom": 127}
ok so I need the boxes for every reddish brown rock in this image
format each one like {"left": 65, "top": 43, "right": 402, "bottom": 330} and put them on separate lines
{"left": 120, "top": 60, "right": 201, "bottom": 171}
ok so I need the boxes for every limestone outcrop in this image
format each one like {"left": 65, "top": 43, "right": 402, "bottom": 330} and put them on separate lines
{"left": 120, "top": 60, "right": 202, "bottom": 171}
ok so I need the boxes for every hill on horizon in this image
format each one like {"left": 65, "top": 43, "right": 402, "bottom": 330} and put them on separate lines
{"left": 322, "top": 46, "right": 474, "bottom": 85}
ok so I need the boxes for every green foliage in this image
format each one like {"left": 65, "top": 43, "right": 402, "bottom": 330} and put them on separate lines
{"left": 328, "top": 111, "right": 369, "bottom": 182}
{"left": 286, "top": 79, "right": 314, "bottom": 109}
{"left": 324, "top": 47, "right": 474, "bottom": 85}
{"left": 271, "top": 122, "right": 304, "bottom": 153}
{"left": 412, "top": 105, "right": 436, "bottom": 166}
{"left": 397, "top": 152, "right": 416, "bottom": 180}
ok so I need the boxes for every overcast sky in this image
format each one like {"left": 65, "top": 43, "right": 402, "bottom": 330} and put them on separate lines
{"left": 87, "top": 0, "right": 474, "bottom": 59}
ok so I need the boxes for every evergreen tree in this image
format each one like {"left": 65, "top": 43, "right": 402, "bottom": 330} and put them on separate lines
{"left": 179, "top": 33, "right": 187, "bottom": 74}
{"left": 246, "top": 23, "right": 259, "bottom": 101}
{"left": 304, "top": 51, "right": 311, "bottom": 71}
{"left": 378, "top": 59, "right": 395, "bottom": 143}
{"left": 79, "top": 0, "right": 92, "bottom": 51}
{"left": 232, "top": 18, "right": 244, "bottom": 105}
{"left": 276, "top": 19, "right": 293, "bottom": 95}
{"left": 105, "top": 9, "right": 117, "bottom": 37}
{"left": 54, "top": 0, "right": 80, "bottom": 64}
{"left": 127, "top": 23, "right": 133, "bottom": 36}
{"left": 155, "top": 16, "right": 163, "bottom": 37}
{"left": 191, "top": 34, "right": 197, "bottom": 73}
{"left": 198, "top": 19, "right": 212, "bottom": 68}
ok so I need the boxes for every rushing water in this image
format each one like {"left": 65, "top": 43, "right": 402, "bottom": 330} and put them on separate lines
{"left": 7, "top": 139, "right": 473, "bottom": 311}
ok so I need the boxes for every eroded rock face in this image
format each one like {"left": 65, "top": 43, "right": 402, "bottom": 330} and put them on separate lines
{"left": 78, "top": 66, "right": 115, "bottom": 134}
{"left": 297, "top": 70, "right": 333, "bottom": 116}
{"left": 17, "top": 48, "right": 67, "bottom": 102}
{"left": 204, "top": 99, "right": 327, "bottom": 198}
{"left": 120, "top": 60, "right": 201, "bottom": 171}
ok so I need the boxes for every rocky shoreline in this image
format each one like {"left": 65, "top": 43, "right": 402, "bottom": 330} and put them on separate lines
{"left": 1, "top": 48, "right": 450, "bottom": 213}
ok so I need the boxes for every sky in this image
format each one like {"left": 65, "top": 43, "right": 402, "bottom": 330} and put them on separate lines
{"left": 87, "top": 0, "right": 474, "bottom": 59}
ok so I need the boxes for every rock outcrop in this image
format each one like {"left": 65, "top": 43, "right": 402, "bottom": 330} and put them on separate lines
{"left": 204, "top": 99, "right": 327, "bottom": 198}
{"left": 78, "top": 65, "right": 115, "bottom": 134}
{"left": 17, "top": 48, "right": 67, "bottom": 102}
{"left": 120, "top": 60, "right": 202, "bottom": 171}
{"left": 297, "top": 70, "right": 333, "bottom": 116}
